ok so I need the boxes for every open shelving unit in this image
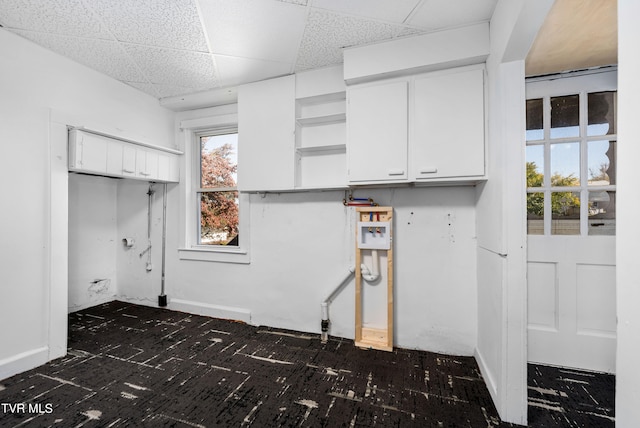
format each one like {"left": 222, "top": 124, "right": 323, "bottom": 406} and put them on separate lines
{"left": 294, "top": 91, "right": 347, "bottom": 189}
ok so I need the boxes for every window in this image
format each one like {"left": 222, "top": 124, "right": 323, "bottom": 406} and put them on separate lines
{"left": 198, "top": 132, "right": 239, "bottom": 246}
{"left": 177, "top": 109, "right": 250, "bottom": 264}
{"left": 526, "top": 88, "right": 617, "bottom": 236}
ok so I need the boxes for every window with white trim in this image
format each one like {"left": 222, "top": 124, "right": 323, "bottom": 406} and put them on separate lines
{"left": 178, "top": 110, "right": 250, "bottom": 263}
{"left": 526, "top": 88, "right": 617, "bottom": 236}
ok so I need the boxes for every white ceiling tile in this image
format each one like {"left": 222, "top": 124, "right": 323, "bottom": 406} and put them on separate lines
{"left": 311, "top": 0, "right": 422, "bottom": 24}
{"left": 0, "top": 0, "right": 112, "bottom": 39}
{"left": 12, "top": 30, "right": 146, "bottom": 82}
{"left": 83, "top": 0, "right": 208, "bottom": 51}
{"left": 397, "top": 26, "right": 428, "bottom": 38}
{"left": 408, "top": 0, "right": 497, "bottom": 31}
{"left": 198, "top": 0, "right": 307, "bottom": 63}
{"left": 123, "top": 44, "right": 217, "bottom": 90}
{"left": 296, "top": 8, "right": 402, "bottom": 69}
{"left": 214, "top": 55, "right": 292, "bottom": 87}
{"left": 124, "top": 81, "right": 160, "bottom": 98}
{"left": 150, "top": 84, "right": 201, "bottom": 98}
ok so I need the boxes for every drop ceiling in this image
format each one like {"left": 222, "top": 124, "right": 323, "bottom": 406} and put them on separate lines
{"left": 0, "top": 0, "right": 498, "bottom": 103}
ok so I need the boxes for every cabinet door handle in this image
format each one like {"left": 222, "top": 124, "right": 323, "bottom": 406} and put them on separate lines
{"left": 388, "top": 169, "right": 405, "bottom": 176}
{"left": 140, "top": 172, "right": 150, "bottom": 176}
{"left": 123, "top": 169, "right": 135, "bottom": 173}
{"left": 419, "top": 168, "right": 438, "bottom": 174}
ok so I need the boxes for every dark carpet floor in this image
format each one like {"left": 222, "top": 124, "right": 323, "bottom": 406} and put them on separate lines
{"left": 0, "top": 301, "right": 614, "bottom": 427}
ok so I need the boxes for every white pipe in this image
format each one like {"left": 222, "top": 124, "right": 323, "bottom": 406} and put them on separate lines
{"left": 321, "top": 267, "right": 355, "bottom": 343}
{"left": 361, "top": 249, "right": 380, "bottom": 282}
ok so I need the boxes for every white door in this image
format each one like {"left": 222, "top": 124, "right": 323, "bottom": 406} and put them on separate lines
{"left": 526, "top": 71, "right": 617, "bottom": 373}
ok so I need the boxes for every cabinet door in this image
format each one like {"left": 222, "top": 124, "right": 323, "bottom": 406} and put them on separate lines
{"left": 122, "top": 145, "right": 137, "bottom": 177}
{"left": 238, "top": 75, "right": 295, "bottom": 191}
{"left": 106, "top": 140, "right": 123, "bottom": 176}
{"left": 411, "top": 68, "right": 485, "bottom": 180}
{"left": 157, "top": 153, "right": 180, "bottom": 183}
{"left": 73, "top": 132, "right": 108, "bottom": 173}
{"left": 347, "top": 80, "right": 408, "bottom": 183}
{"left": 135, "top": 148, "right": 159, "bottom": 180}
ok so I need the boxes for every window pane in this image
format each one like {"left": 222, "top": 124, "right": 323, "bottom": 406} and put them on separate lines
{"left": 550, "top": 95, "right": 580, "bottom": 139}
{"left": 526, "top": 98, "right": 544, "bottom": 141}
{"left": 588, "top": 140, "right": 616, "bottom": 186}
{"left": 201, "top": 133, "right": 238, "bottom": 188}
{"left": 199, "top": 191, "right": 239, "bottom": 246}
{"left": 550, "top": 142, "right": 580, "bottom": 186}
{"left": 588, "top": 190, "right": 615, "bottom": 236}
{"left": 526, "top": 145, "right": 544, "bottom": 187}
{"left": 588, "top": 91, "right": 616, "bottom": 136}
{"left": 551, "top": 191, "right": 580, "bottom": 235}
{"left": 527, "top": 192, "right": 544, "bottom": 235}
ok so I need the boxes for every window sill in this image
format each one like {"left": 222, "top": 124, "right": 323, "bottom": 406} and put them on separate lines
{"left": 178, "top": 246, "right": 250, "bottom": 264}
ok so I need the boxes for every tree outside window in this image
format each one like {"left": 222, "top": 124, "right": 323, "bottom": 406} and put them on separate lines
{"left": 198, "top": 133, "right": 239, "bottom": 246}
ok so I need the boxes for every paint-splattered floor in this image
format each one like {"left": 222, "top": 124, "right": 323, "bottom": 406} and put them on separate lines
{"left": 528, "top": 363, "right": 614, "bottom": 427}
{"left": 0, "top": 302, "right": 614, "bottom": 427}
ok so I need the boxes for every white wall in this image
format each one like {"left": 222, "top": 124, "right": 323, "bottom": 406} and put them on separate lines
{"left": 68, "top": 174, "right": 118, "bottom": 311}
{"left": 475, "top": 0, "right": 553, "bottom": 424}
{"left": 116, "top": 179, "right": 173, "bottom": 305}
{"left": 0, "top": 29, "right": 174, "bottom": 380}
{"left": 616, "top": 0, "right": 640, "bottom": 425}
{"left": 154, "top": 143, "right": 479, "bottom": 355}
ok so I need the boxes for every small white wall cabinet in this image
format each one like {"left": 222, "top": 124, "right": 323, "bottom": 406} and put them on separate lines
{"left": 346, "top": 65, "right": 486, "bottom": 185}
{"left": 69, "top": 129, "right": 181, "bottom": 183}
{"left": 238, "top": 74, "right": 296, "bottom": 192}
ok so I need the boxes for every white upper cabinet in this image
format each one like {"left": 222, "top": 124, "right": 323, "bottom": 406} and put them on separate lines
{"left": 68, "top": 130, "right": 108, "bottom": 173}
{"left": 410, "top": 67, "right": 485, "bottom": 181}
{"left": 347, "top": 79, "right": 409, "bottom": 183}
{"left": 68, "top": 129, "right": 181, "bottom": 183}
{"left": 346, "top": 65, "right": 486, "bottom": 185}
{"left": 238, "top": 75, "right": 296, "bottom": 192}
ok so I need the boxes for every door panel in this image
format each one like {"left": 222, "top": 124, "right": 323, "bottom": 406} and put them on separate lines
{"left": 528, "top": 236, "right": 616, "bottom": 373}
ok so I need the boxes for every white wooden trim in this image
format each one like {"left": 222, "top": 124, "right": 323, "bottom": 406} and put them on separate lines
{"left": 168, "top": 299, "right": 251, "bottom": 323}
{"left": 71, "top": 127, "right": 183, "bottom": 155}
{"left": 0, "top": 347, "right": 49, "bottom": 381}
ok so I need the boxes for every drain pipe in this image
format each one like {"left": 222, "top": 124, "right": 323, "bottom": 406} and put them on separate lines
{"left": 360, "top": 249, "right": 380, "bottom": 282}
{"left": 321, "top": 267, "right": 356, "bottom": 343}
{"left": 158, "top": 183, "right": 168, "bottom": 307}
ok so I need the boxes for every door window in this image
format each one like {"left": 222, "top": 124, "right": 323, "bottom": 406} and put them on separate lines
{"left": 526, "top": 91, "right": 617, "bottom": 236}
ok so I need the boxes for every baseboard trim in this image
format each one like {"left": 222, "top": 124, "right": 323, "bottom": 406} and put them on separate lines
{"left": 0, "top": 346, "right": 49, "bottom": 381}
{"left": 474, "top": 348, "right": 498, "bottom": 407}
{"left": 168, "top": 298, "right": 252, "bottom": 324}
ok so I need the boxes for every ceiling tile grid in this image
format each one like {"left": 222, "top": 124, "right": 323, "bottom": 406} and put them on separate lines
{"left": 295, "top": 8, "right": 404, "bottom": 70}
{"left": 0, "top": 0, "right": 112, "bottom": 39}
{"left": 408, "top": 0, "right": 498, "bottom": 30}
{"left": 123, "top": 44, "right": 218, "bottom": 89}
{"left": 11, "top": 29, "right": 147, "bottom": 83}
{"left": 82, "top": 0, "right": 209, "bottom": 51}
{"left": 198, "top": 0, "right": 307, "bottom": 63}
{"left": 311, "top": 0, "right": 422, "bottom": 24}
{"left": 0, "top": 0, "right": 502, "bottom": 101}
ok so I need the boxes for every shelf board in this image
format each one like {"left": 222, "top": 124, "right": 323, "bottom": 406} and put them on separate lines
{"left": 296, "top": 144, "right": 346, "bottom": 155}
{"left": 296, "top": 91, "right": 346, "bottom": 106}
{"left": 296, "top": 113, "right": 346, "bottom": 126}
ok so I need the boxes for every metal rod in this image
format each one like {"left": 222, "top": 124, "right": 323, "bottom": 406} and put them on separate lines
{"left": 161, "top": 183, "right": 168, "bottom": 297}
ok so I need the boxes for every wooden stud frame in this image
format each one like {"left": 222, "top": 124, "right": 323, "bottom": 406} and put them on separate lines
{"left": 355, "top": 206, "right": 393, "bottom": 352}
